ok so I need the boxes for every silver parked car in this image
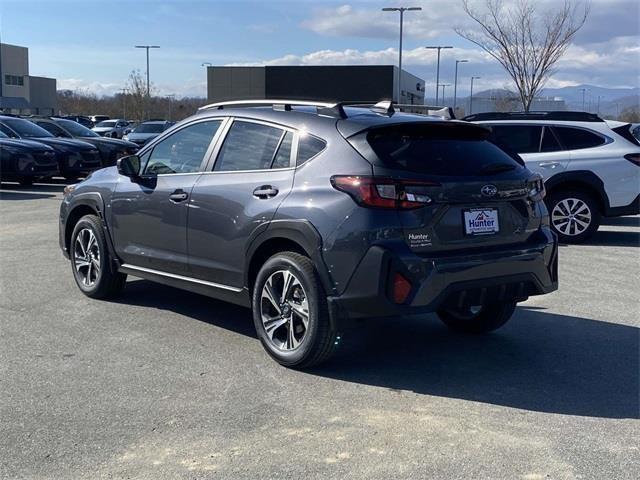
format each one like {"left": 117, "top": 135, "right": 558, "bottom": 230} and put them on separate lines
{"left": 92, "top": 119, "right": 130, "bottom": 139}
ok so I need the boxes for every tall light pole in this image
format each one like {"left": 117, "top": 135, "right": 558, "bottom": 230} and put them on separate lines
{"left": 579, "top": 87, "right": 588, "bottom": 111}
{"left": 469, "top": 76, "right": 481, "bottom": 114}
{"left": 165, "top": 94, "right": 175, "bottom": 121}
{"left": 439, "top": 83, "right": 451, "bottom": 104}
{"left": 382, "top": 6, "right": 422, "bottom": 104}
{"left": 453, "top": 59, "right": 468, "bottom": 110}
{"left": 134, "top": 45, "right": 160, "bottom": 97}
{"left": 119, "top": 88, "right": 129, "bottom": 119}
{"left": 425, "top": 46, "right": 452, "bottom": 104}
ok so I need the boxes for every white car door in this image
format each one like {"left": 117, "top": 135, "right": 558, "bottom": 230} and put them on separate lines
{"left": 488, "top": 124, "right": 570, "bottom": 181}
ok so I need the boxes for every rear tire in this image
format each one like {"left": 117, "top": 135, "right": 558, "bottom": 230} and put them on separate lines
{"left": 546, "top": 190, "right": 600, "bottom": 243}
{"left": 70, "top": 214, "right": 126, "bottom": 299}
{"left": 252, "top": 252, "right": 338, "bottom": 369}
{"left": 437, "top": 301, "right": 517, "bottom": 334}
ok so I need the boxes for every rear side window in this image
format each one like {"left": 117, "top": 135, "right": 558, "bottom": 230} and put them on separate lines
{"left": 215, "top": 121, "right": 284, "bottom": 172}
{"left": 489, "top": 125, "right": 542, "bottom": 154}
{"left": 297, "top": 135, "right": 326, "bottom": 166}
{"left": 552, "top": 127, "right": 605, "bottom": 150}
{"left": 272, "top": 131, "right": 293, "bottom": 169}
{"left": 366, "top": 124, "right": 523, "bottom": 176}
{"left": 540, "top": 126, "right": 562, "bottom": 152}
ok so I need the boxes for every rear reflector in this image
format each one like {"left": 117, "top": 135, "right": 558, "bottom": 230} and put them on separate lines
{"left": 392, "top": 273, "right": 412, "bottom": 304}
{"left": 331, "top": 175, "right": 438, "bottom": 209}
{"left": 624, "top": 153, "right": 640, "bottom": 166}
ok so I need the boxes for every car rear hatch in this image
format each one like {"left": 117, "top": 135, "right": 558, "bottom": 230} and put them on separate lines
{"left": 342, "top": 121, "right": 545, "bottom": 254}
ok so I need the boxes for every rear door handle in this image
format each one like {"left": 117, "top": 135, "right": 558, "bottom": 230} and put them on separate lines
{"left": 253, "top": 185, "right": 279, "bottom": 199}
{"left": 538, "top": 161, "right": 560, "bottom": 168}
{"left": 169, "top": 189, "right": 189, "bottom": 203}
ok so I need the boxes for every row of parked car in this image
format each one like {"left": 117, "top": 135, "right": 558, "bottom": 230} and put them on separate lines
{"left": 0, "top": 116, "right": 174, "bottom": 185}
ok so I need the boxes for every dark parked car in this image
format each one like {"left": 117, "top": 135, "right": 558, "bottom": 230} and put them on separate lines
{"left": 60, "top": 115, "right": 93, "bottom": 129}
{"left": 28, "top": 117, "right": 139, "bottom": 167}
{"left": 0, "top": 130, "right": 59, "bottom": 185}
{"left": 122, "top": 120, "right": 174, "bottom": 146}
{"left": 59, "top": 100, "right": 558, "bottom": 368}
{"left": 0, "top": 116, "right": 102, "bottom": 180}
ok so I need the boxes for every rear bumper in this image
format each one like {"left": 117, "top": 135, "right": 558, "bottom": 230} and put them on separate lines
{"left": 328, "top": 228, "right": 558, "bottom": 321}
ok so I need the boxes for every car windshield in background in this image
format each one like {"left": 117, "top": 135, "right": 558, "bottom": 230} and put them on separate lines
{"left": 134, "top": 123, "right": 165, "bottom": 133}
{"left": 1, "top": 118, "right": 53, "bottom": 138}
{"left": 96, "top": 120, "right": 118, "bottom": 128}
{"left": 56, "top": 118, "right": 99, "bottom": 137}
{"left": 366, "top": 124, "right": 523, "bottom": 176}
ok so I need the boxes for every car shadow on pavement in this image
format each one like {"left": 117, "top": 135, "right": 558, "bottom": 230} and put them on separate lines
{"left": 601, "top": 216, "right": 640, "bottom": 227}
{"left": 111, "top": 280, "right": 638, "bottom": 419}
{"left": 0, "top": 190, "right": 58, "bottom": 200}
{"left": 571, "top": 229, "right": 640, "bottom": 247}
{"left": 113, "top": 279, "right": 257, "bottom": 339}
{"left": 310, "top": 307, "right": 639, "bottom": 419}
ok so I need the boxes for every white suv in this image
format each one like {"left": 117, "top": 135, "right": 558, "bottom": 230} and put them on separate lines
{"left": 466, "top": 112, "right": 640, "bottom": 243}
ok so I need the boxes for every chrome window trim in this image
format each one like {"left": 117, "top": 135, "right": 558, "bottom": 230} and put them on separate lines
{"left": 121, "top": 264, "right": 243, "bottom": 292}
{"left": 140, "top": 117, "right": 229, "bottom": 175}
{"left": 208, "top": 117, "right": 298, "bottom": 173}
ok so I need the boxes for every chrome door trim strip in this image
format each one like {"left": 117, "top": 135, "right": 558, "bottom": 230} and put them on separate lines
{"left": 120, "top": 263, "right": 243, "bottom": 292}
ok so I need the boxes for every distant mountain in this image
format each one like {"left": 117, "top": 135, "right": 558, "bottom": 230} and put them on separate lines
{"left": 540, "top": 85, "right": 639, "bottom": 104}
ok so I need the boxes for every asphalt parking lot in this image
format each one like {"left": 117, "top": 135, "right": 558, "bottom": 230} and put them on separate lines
{"left": 1, "top": 182, "right": 638, "bottom": 480}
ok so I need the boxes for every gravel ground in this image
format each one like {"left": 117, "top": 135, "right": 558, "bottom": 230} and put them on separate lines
{"left": 1, "top": 182, "right": 638, "bottom": 480}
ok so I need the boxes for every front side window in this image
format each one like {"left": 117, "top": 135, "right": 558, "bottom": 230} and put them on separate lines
{"left": 35, "top": 121, "right": 69, "bottom": 137}
{"left": 489, "top": 125, "right": 543, "bottom": 154}
{"left": 143, "top": 120, "right": 222, "bottom": 175}
{"left": 552, "top": 126, "right": 606, "bottom": 150}
{"left": 214, "top": 121, "right": 285, "bottom": 172}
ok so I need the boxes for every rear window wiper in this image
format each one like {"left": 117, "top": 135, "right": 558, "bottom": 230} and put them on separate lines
{"left": 479, "top": 163, "right": 517, "bottom": 174}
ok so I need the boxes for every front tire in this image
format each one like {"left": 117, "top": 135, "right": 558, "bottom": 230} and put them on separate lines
{"left": 252, "top": 252, "right": 338, "bottom": 369}
{"left": 70, "top": 214, "right": 126, "bottom": 299}
{"left": 437, "top": 301, "right": 517, "bottom": 334}
{"left": 547, "top": 190, "right": 600, "bottom": 243}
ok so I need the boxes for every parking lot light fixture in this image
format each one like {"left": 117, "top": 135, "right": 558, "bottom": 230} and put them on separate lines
{"left": 453, "top": 59, "right": 468, "bottom": 109}
{"left": 134, "top": 45, "right": 160, "bottom": 97}
{"left": 470, "top": 76, "right": 481, "bottom": 114}
{"left": 439, "top": 84, "right": 451, "bottom": 105}
{"left": 382, "top": 6, "right": 422, "bottom": 104}
{"left": 425, "top": 46, "right": 453, "bottom": 104}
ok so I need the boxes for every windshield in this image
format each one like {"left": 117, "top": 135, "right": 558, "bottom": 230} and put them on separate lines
{"left": 0, "top": 130, "right": 8, "bottom": 138}
{"left": 134, "top": 123, "right": 165, "bottom": 133}
{"left": 56, "top": 118, "right": 99, "bottom": 137}
{"left": 96, "top": 120, "right": 118, "bottom": 128}
{"left": 0, "top": 118, "right": 53, "bottom": 138}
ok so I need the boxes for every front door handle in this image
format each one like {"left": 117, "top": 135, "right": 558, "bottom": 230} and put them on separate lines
{"left": 169, "top": 189, "right": 189, "bottom": 203}
{"left": 253, "top": 185, "right": 279, "bottom": 199}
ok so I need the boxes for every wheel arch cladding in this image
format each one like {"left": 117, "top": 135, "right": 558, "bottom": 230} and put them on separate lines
{"left": 245, "top": 220, "right": 336, "bottom": 296}
{"left": 64, "top": 193, "right": 105, "bottom": 255}
{"left": 545, "top": 170, "right": 607, "bottom": 213}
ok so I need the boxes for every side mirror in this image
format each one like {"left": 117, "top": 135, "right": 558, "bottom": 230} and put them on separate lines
{"left": 117, "top": 155, "right": 141, "bottom": 178}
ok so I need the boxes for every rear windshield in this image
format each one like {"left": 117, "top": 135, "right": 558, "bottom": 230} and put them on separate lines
{"left": 366, "top": 124, "right": 523, "bottom": 176}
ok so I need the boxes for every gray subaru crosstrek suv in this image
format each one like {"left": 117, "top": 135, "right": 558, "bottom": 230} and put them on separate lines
{"left": 59, "top": 100, "right": 558, "bottom": 368}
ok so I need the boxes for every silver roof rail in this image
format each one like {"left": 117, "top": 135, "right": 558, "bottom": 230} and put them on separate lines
{"left": 197, "top": 99, "right": 454, "bottom": 120}
{"left": 198, "top": 99, "right": 348, "bottom": 118}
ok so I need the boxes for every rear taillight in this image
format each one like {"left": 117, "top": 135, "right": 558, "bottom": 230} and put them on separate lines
{"left": 527, "top": 174, "right": 546, "bottom": 201}
{"left": 624, "top": 153, "right": 640, "bottom": 166}
{"left": 330, "top": 175, "right": 439, "bottom": 209}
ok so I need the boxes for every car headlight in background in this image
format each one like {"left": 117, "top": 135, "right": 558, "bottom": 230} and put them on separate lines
{"left": 63, "top": 184, "right": 76, "bottom": 196}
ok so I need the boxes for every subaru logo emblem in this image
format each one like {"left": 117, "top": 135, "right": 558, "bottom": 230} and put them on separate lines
{"left": 481, "top": 184, "right": 498, "bottom": 197}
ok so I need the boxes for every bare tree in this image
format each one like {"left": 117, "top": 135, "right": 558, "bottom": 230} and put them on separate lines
{"left": 456, "top": 0, "right": 589, "bottom": 111}
{"left": 127, "top": 69, "right": 152, "bottom": 121}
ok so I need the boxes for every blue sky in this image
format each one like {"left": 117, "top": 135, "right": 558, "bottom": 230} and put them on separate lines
{"left": 1, "top": 0, "right": 638, "bottom": 98}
